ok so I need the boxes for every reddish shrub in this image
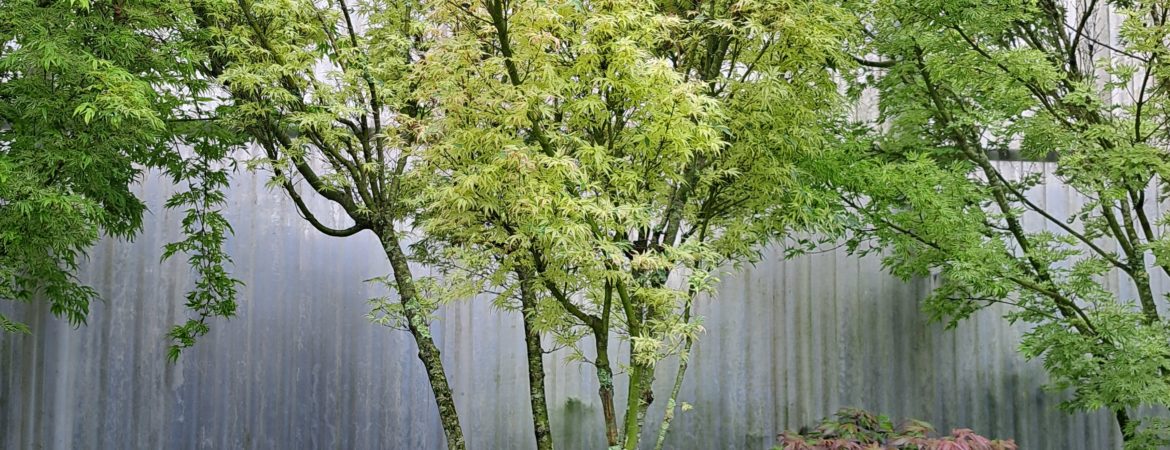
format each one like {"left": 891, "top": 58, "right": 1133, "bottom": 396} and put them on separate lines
{"left": 776, "top": 408, "right": 1017, "bottom": 450}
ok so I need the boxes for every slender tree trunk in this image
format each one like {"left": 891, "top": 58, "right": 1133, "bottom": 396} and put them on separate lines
{"left": 634, "top": 364, "right": 656, "bottom": 440}
{"left": 621, "top": 365, "right": 642, "bottom": 450}
{"left": 653, "top": 299, "right": 696, "bottom": 450}
{"left": 593, "top": 331, "right": 620, "bottom": 447}
{"left": 621, "top": 362, "right": 653, "bottom": 450}
{"left": 517, "top": 268, "right": 554, "bottom": 450}
{"left": 379, "top": 228, "right": 466, "bottom": 450}
{"left": 653, "top": 345, "right": 690, "bottom": 450}
{"left": 629, "top": 277, "right": 670, "bottom": 447}
{"left": 1116, "top": 408, "right": 1134, "bottom": 443}
{"left": 616, "top": 278, "right": 654, "bottom": 450}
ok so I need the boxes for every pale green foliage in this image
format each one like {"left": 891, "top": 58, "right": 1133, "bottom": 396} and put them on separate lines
{"left": 420, "top": 0, "right": 722, "bottom": 348}
{"left": 419, "top": 0, "right": 846, "bottom": 346}
{"left": 824, "top": 0, "right": 1170, "bottom": 442}
{"left": 191, "top": 0, "right": 426, "bottom": 220}
{"left": 366, "top": 273, "right": 477, "bottom": 334}
{"left": 188, "top": 0, "right": 473, "bottom": 442}
{"left": 416, "top": 0, "right": 848, "bottom": 445}
{"left": 186, "top": 0, "right": 433, "bottom": 321}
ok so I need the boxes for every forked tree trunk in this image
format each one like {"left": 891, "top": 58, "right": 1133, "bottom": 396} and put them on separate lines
{"left": 517, "top": 268, "right": 554, "bottom": 450}
{"left": 620, "top": 277, "right": 667, "bottom": 450}
{"left": 379, "top": 228, "right": 466, "bottom": 449}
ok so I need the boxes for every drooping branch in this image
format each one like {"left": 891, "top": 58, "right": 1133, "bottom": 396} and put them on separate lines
{"left": 851, "top": 55, "right": 896, "bottom": 68}
{"left": 280, "top": 177, "right": 368, "bottom": 237}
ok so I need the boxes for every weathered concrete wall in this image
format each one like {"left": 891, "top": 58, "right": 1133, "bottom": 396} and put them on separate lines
{"left": 0, "top": 160, "right": 1131, "bottom": 450}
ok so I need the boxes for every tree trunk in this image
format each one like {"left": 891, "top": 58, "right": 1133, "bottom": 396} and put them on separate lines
{"left": 653, "top": 337, "right": 693, "bottom": 450}
{"left": 1116, "top": 408, "right": 1135, "bottom": 443}
{"left": 517, "top": 268, "right": 554, "bottom": 450}
{"left": 627, "top": 286, "right": 663, "bottom": 448}
{"left": 593, "top": 332, "right": 620, "bottom": 447}
{"left": 634, "top": 364, "right": 656, "bottom": 441}
{"left": 654, "top": 272, "right": 703, "bottom": 450}
{"left": 621, "top": 362, "right": 654, "bottom": 450}
{"left": 379, "top": 228, "right": 466, "bottom": 450}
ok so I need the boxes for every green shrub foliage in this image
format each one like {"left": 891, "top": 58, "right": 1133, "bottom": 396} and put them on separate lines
{"left": 777, "top": 408, "right": 1017, "bottom": 450}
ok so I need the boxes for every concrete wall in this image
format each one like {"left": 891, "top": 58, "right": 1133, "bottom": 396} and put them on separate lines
{"left": 0, "top": 160, "right": 1130, "bottom": 450}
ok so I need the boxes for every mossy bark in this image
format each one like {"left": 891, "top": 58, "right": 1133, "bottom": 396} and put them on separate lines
{"left": 593, "top": 334, "right": 620, "bottom": 447}
{"left": 653, "top": 336, "right": 693, "bottom": 450}
{"left": 653, "top": 291, "right": 697, "bottom": 450}
{"left": 517, "top": 268, "right": 554, "bottom": 450}
{"left": 380, "top": 228, "right": 465, "bottom": 450}
{"left": 621, "top": 362, "right": 653, "bottom": 450}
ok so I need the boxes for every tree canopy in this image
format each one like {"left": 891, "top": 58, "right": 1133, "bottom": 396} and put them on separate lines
{"left": 417, "top": 0, "right": 849, "bottom": 446}
{"left": 5, "top": 0, "right": 1170, "bottom": 448}
{"left": 0, "top": 0, "right": 239, "bottom": 349}
{"left": 822, "top": 0, "right": 1170, "bottom": 445}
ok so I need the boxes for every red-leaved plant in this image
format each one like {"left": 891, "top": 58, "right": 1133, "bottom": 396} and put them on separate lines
{"left": 776, "top": 408, "right": 1017, "bottom": 450}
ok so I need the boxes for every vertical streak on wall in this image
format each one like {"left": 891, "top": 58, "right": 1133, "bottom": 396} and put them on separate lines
{"left": 0, "top": 168, "right": 1129, "bottom": 450}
